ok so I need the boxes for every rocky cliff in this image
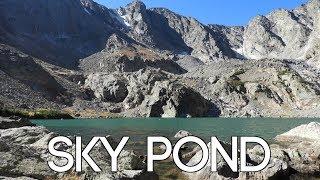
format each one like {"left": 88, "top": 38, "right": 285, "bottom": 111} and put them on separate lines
{"left": 0, "top": 0, "right": 319, "bottom": 118}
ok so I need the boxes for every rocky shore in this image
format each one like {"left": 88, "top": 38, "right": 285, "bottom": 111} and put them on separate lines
{"left": 0, "top": 117, "right": 319, "bottom": 179}
{"left": 0, "top": 117, "right": 158, "bottom": 180}
{"left": 178, "top": 122, "right": 320, "bottom": 180}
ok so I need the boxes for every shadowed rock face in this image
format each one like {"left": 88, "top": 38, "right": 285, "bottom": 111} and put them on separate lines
{"left": 0, "top": 0, "right": 120, "bottom": 68}
{"left": 0, "top": 44, "right": 65, "bottom": 97}
{"left": 0, "top": 0, "right": 246, "bottom": 68}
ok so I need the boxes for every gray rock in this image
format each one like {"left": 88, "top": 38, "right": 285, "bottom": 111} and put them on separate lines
{"left": 0, "top": 120, "right": 158, "bottom": 180}
{"left": 184, "top": 59, "right": 320, "bottom": 118}
{"left": 184, "top": 141, "right": 238, "bottom": 180}
{"left": 275, "top": 122, "right": 320, "bottom": 141}
{"left": 243, "top": 0, "right": 319, "bottom": 61}
{"left": 82, "top": 69, "right": 213, "bottom": 118}
{"left": 183, "top": 123, "right": 320, "bottom": 180}
{"left": 244, "top": 123, "right": 320, "bottom": 179}
{"left": 174, "top": 130, "right": 193, "bottom": 139}
{"left": 85, "top": 74, "right": 128, "bottom": 103}
{"left": 176, "top": 56, "right": 205, "bottom": 71}
{"left": 1, "top": 0, "right": 320, "bottom": 118}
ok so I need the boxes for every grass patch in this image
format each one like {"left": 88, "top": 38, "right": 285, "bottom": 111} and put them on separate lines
{"left": 63, "top": 108, "right": 122, "bottom": 119}
{"left": 232, "top": 68, "right": 246, "bottom": 76}
{"left": 0, "top": 108, "right": 73, "bottom": 119}
{"left": 278, "top": 69, "right": 291, "bottom": 76}
{"left": 227, "top": 75, "right": 246, "bottom": 93}
{"left": 155, "top": 161, "right": 189, "bottom": 180}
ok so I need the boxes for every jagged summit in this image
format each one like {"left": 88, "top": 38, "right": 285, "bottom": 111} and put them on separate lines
{"left": 242, "top": 0, "right": 319, "bottom": 65}
{"left": 126, "top": 0, "right": 147, "bottom": 11}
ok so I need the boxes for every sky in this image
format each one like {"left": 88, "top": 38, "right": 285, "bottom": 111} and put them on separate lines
{"left": 95, "top": 0, "right": 308, "bottom": 26}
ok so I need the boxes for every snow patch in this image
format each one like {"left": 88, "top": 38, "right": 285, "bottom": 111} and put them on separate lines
{"left": 120, "top": 15, "right": 131, "bottom": 27}
{"left": 232, "top": 47, "right": 247, "bottom": 59}
{"left": 83, "top": 8, "right": 92, "bottom": 15}
{"left": 110, "top": 9, "right": 131, "bottom": 27}
{"left": 233, "top": 47, "right": 243, "bottom": 55}
{"left": 179, "top": 51, "right": 189, "bottom": 56}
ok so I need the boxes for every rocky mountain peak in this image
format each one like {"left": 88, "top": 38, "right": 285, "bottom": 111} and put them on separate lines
{"left": 119, "top": 0, "right": 147, "bottom": 20}
{"left": 242, "top": 0, "right": 319, "bottom": 61}
{"left": 80, "top": 0, "right": 94, "bottom": 7}
{"left": 118, "top": 0, "right": 149, "bottom": 33}
{"left": 127, "top": 0, "right": 147, "bottom": 12}
{"left": 306, "top": 0, "right": 320, "bottom": 8}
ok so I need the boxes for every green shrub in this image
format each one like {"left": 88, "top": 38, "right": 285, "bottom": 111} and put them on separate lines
{"left": 0, "top": 108, "right": 73, "bottom": 119}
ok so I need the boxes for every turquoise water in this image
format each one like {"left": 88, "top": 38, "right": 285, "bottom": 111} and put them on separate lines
{"left": 33, "top": 118, "right": 320, "bottom": 153}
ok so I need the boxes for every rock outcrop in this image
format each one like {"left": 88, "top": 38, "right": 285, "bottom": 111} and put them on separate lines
{"left": 0, "top": 118, "right": 158, "bottom": 179}
{"left": 183, "top": 122, "right": 320, "bottom": 180}
{"left": 243, "top": 0, "right": 320, "bottom": 61}
{"left": 183, "top": 59, "right": 320, "bottom": 117}
{"left": 82, "top": 69, "right": 213, "bottom": 118}
{"left": 246, "top": 122, "right": 320, "bottom": 179}
{"left": 275, "top": 122, "right": 320, "bottom": 141}
{"left": 174, "top": 130, "right": 193, "bottom": 139}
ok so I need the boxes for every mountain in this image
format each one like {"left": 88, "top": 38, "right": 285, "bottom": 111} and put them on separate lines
{"left": 0, "top": 0, "right": 319, "bottom": 118}
{"left": 242, "top": 0, "right": 320, "bottom": 65}
{"left": 0, "top": 0, "right": 129, "bottom": 68}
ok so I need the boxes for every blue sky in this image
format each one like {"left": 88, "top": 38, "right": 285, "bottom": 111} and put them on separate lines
{"left": 95, "top": 0, "right": 307, "bottom": 26}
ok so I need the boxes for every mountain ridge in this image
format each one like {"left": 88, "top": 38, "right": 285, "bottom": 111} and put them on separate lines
{"left": 0, "top": 0, "right": 319, "bottom": 118}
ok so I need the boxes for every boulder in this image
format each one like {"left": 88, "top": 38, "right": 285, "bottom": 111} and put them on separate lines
{"left": 245, "top": 122, "right": 320, "bottom": 179}
{"left": 184, "top": 142, "right": 239, "bottom": 180}
{"left": 275, "top": 122, "right": 320, "bottom": 141}
{"left": 174, "top": 130, "right": 193, "bottom": 139}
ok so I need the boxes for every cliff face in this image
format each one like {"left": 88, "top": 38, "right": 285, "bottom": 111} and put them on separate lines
{"left": 0, "top": 0, "right": 319, "bottom": 118}
{"left": 242, "top": 0, "right": 320, "bottom": 61}
{"left": 0, "top": 0, "right": 122, "bottom": 67}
